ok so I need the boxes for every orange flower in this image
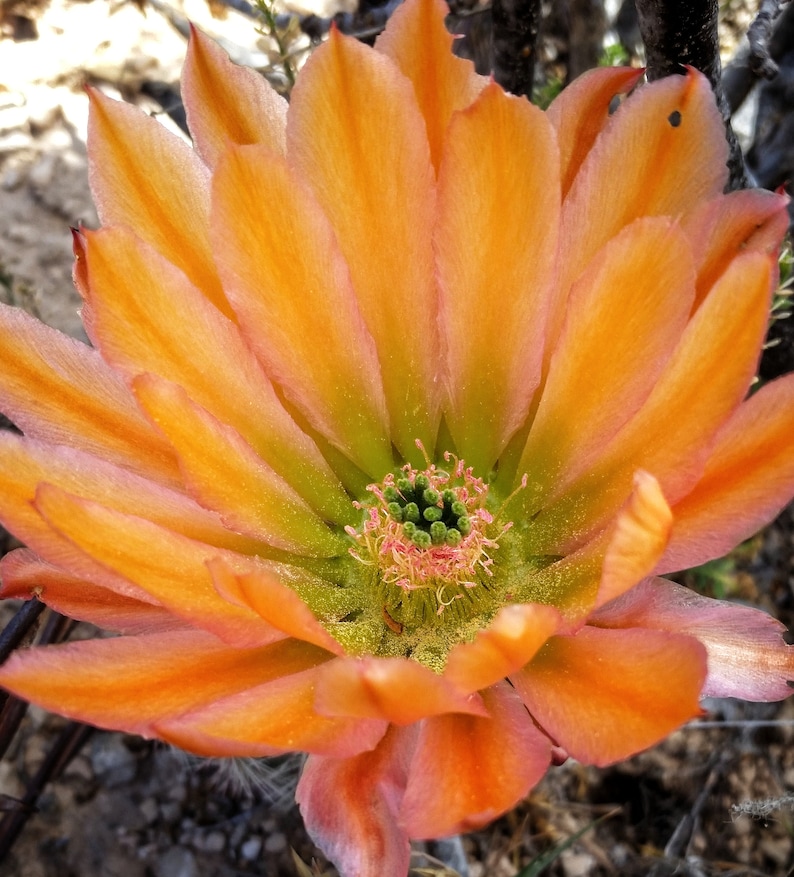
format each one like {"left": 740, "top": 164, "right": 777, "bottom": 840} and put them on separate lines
{"left": 1, "top": 0, "right": 794, "bottom": 873}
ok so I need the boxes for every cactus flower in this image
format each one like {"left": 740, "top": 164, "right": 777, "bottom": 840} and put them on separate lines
{"left": 1, "top": 0, "right": 793, "bottom": 873}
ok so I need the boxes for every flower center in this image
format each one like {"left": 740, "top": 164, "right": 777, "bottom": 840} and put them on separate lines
{"left": 346, "top": 452, "right": 510, "bottom": 631}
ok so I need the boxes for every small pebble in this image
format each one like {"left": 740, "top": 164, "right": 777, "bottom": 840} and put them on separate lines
{"left": 89, "top": 735, "right": 137, "bottom": 788}
{"left": 153, "top": 847, "right": 199, "bottom": 877}
{"left": 139, "top": 796, "right": 159, "bottom": 825}
{"left": 28, "top": 152, "right": 57, "bottom": 189}
{"left": 561, "top": 850, "right": 597, "bottom": 877}
{"left": 194, "top": 830, "right": 226, "bottom": 853}
{"left": 264, "top": 831, "right": 288, "bottom": 854}
{"left": 159, "top": 801, "right": 182, "bottom": 823}
{"left": 240, "top": 837, "right": 263, "bottom": 861}
{"left": 63, "top": 753, "right": 93, "bottom": 782}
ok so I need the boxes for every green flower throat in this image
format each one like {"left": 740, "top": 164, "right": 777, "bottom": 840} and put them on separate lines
{"left": 327, "top": 452, "right": 521, "bottom": 669}
{"left": 282, "top": 448, "right": 561, "bottom": 672}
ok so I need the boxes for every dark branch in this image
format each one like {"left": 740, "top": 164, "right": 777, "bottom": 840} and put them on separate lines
{"left": 0, "top": 722, "right": 94, "bottom": 862}
{"left": 634, "top": 0, "right": 748, "bottom": 190}
{"left": 491, "top": 0, "right": 542, "bottom": 98}
{"left": 723, "top": 1, "right": 794, "bottom": 113}
{"left": 748, "top": 0, "right": 785, "bottom": 78}
{"left": 0, "top": 599, "right": 44, "bottom": 665}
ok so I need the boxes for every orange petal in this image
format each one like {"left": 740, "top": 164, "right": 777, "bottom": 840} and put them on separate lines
{"left": 211, "top": 145, "right": 392, "bottom": 477}
{"left": 208, "top": 560, "right": 344, "bottom": 655}
{"left": 512, "top": 626, "right": 706, "bottom": 764}
{"left": 592, "top": 577, "right": 794, "bottom": 701}
{"left": 663, "top": 374, "right": 794, "bottom": 571}
{"left": 0, "top": 548, "right": 176, "bottom": 634}
{"left": 315, "top": 656, "right": 487, "bottom": 724}
{"left": 70, "top": 226, "right": 90, "bottom": 304}
{"left": 552, "top": 69, "right": 728, "bottom": 342}
{"left": 437, "top": 82, "right": 560, "bottom": 471}
{"left": 401, "top": 682, "right": 551, "bottom": 837}
{"left": 87, "top": 89, "right": 230, "bottom": 317}
{"left": 681, "top": 188, "right": 789, "bottom": 311}
{"left": 519, "top": 217, "right": 695, "bottom": 499}
{"left": 0, "top": 432, "right": 263, "bottom": 560}
{"left": 444, "top": 603, "right": 561, "bottom": 693}
{"left": 597, "top": 470, "right": 672, "bottom": 607}
{"left": 0, "top": 510, "right": 161, "bottom": 609}
{"left": 182, "top": 24, "right": 287, "bottom": 167}
{"left": 375, "top": 0, "right": 486, "bottom": 172}
{"left": 155, "top": 665, "right": 386, "bottom": 758}
{"left": 0, "top": 630, "right": 307, "bottom": 735}
{"left": 32, "top": 482, "right": 277, "bottom": 648}
{"left": 132, "top": 374, "right": 343, "bottom": 556}
{"left": 524, "top": 471, "right": 672, "bottom": 618}
{"left": 521, "top": 538, "right": 605, "bottom": 621}
{"left": 297, "top": 727, "right": 413, "bottom": 877}
{"left": 70, "top": 227, "right": 99, "bottom": 365}
{"left": 83, "top": 226, "right": 350, "bottom": 524}
{"left": 546, "top": 65, "right": 644, "bottom": 198}
{"left": 529, "top": 249, "right": 775, "bottom": 556}
{"left": 0, "top": 304, "right": 178, "bottom": 485}
{"left": 287, "top": 28, "right": 439, "bottom": 462}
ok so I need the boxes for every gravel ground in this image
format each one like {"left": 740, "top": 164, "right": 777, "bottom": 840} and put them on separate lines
{"left": 1, "top": 1, "right": 794, "bottom": 875}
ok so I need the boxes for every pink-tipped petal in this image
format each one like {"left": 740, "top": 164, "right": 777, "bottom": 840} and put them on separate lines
{"left": 547, "top": 65, "right": 644, "bottom": 198}
{"left": 211, "top": 144, "right": 393, "bottom": 478}
{"left": 0, "top": 304, "right": 178, "bottom": 485}
{"left": 401, "top": 682, "right": 551, "bottom": 837}
{"left": 562, "top": 67, "right": 728, "bottom": 271}
{"left": 0, "top": 630, "right": 302, "bottom": 735}
{"left": 315, "top": 656, "right": 487, "bottom": 724}
{"left": 87, "top": 89, "right": 230, "bottom": 317}
{"left": 132, "top": 374, "right": 344, "bottom": 557}
{"left": 375, "top": 0, "right": 486, "bottom": 171}
{"left": 592, "top": 578, "right": 794, "bottom": 701}
{"left": 550, "top": 68, "right": 728, "bottom": 344}
{"left": 444, "top": 603, "right": 562, "bottom": 693}
{"left": 681, "top": 188, "right": 789, "bottom": 311}
{"left": 83, "top": 226, "right": 350, "bottom": 523}
{"left": 512, "top": 626, "right": 706, "bottom": 764}
{"left": 154, "top": 663, "right": 386, "bottom": 758}
{"left": 437, "top": 82, "right": 560, "bottom": 471}
{"left": 662, "top": 373, "right": 794, "bottom": 571}
{"left": 297, "top": 727, "right": 414, "bottom": 877}
{"left": 183, "top": 25, "right": 287, "bottom": 167}
{"left": 597, "top": 470, "right": 673, "bottom": 607}
{"left": 0, "top": 549, "right": 177, "bottom": 635}
{"left": 288, "top": 28, "right": 439, "bottom": 462}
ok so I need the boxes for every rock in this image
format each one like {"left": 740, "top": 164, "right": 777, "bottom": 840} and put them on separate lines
{"left": 194, "top": 830, "right": 226, "bottom": 853}
{"left": 89, "top": 735, "right": 137, "bottom": 788}
{"left": 138, "top": 796, "right": 160, "bottom": 825}
{"left": 153, "top": 846, "right": 199, "bottom": 877}
{"left": 561, "top": 850, "right": 598, "bottom": 877}
{"left": 263, "top": 831, "right": 287, "bottom": 854}
{"left": 239, "top": 837, "right": 262, "bottom": 861}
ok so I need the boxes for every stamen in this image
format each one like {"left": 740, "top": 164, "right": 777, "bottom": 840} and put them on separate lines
{"left": 346, "top": 451, "right": 512, "bottom": 617}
